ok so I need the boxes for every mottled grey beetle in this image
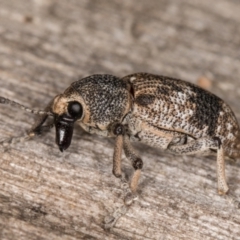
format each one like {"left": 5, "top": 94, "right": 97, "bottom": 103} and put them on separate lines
{"left": 1, "top": 73, "right": 240, "bottom": 205}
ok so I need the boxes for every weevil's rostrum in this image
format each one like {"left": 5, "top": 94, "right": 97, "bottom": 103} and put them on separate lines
{"left": 1, "top": 72, "right": 240, "bottom": 210}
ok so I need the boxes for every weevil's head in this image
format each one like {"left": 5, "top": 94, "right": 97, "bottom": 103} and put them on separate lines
{"left": 51, "top": 75, "right": 131, "bottom": 152}
{"left": 51, "top": 90, "right": 85, "bottom": 152}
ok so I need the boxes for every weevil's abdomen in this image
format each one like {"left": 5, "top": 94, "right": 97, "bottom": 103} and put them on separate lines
{"left": 122, "top": 73, "right": 240, "bottom": 158}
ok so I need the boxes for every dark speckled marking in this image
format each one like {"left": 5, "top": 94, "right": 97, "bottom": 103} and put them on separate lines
{"left": 135, "top": 94, "right": 155, "bottom": 106}
{"left": 157, "top": 86, "right": 171, "bottom": 95}
{"left": 156, "top": 76, "right": 183, "bottom": 93}
{"left": 188, "top": 86, "right": 222, "bottom": 136}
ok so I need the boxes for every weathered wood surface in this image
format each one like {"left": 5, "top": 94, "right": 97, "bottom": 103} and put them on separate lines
{"left": 0, "top": 0, "right": 240, "bottom": 239}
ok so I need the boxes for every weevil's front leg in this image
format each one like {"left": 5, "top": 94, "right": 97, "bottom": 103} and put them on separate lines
{"left": 29, "top": 114, "right": 50, "bottom": 136}
{"left": 168, "top": 137, "right": 229, "bottom": 195}
{"left": 28, "top": 99, "right": 54, "bottom": 136}
{"left": 0, "top": 110, "right": 53, "bottom": 150}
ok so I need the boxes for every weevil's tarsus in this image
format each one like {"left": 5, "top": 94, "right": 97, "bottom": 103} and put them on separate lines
{"left": 225, "top": 193, "right": 240, "bottom": 209}
{"left": 104, "top": 174, "right": 138, "bottom": 229}
{"left": 30, "top": 123, "right": 54, "bottom": 136}
{"left": 0, "top": 133, "right": 33, "bottom": 149}
{"left": 104, "top": 205, "right": 129, "bottom": 230}
{"left": 0, "top": 123, "right": 54, "bottom": 150}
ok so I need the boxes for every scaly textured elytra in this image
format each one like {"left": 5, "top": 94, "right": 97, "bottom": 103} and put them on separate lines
{"left": 1, "top": 73, "right": 239, "bottom": 227}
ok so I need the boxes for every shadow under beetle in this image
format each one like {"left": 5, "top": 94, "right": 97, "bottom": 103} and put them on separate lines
{"left": 1, "top": 73, "right": 240, "bottom": 213}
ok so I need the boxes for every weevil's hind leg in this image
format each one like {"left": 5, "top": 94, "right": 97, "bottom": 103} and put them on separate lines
{"left": 215, "top": 138, "right": 229, "bottom": 195}
{"left": 168, "top": 137, "right": 229, "bottom": 195}
{"left": 216, "top": 141, "right": 240, "bottom": 207}
{"left": 104, "top": 205, "right": 128, "bottom": 230}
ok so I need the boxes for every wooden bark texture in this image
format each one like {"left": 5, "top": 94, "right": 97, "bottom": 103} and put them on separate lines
{"left": 0, "top": 0, "right": 240, "bottom": 239}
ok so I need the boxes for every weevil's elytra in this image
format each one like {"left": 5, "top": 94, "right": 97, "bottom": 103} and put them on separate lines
{"left": 0, "top": 72, "right": 240, "bottom": 225}
{"left": 123, "top": 73, "right": 239, "bottom": 150}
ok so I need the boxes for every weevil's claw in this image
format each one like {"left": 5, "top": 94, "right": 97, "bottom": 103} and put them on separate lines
{"left": 104, "top": 205, "right": 128, "bottom": 230}
{"left": 104, "top": 174, "right": 138, "bottom": 229}
{"left": 224, "top": 193, "right": 240, "bottom": 209}
{"left": 119, "top": 174, "right": 138, "bottom": 206}
{"left": 124, "top": 192, "right": 138, "bottom": 206}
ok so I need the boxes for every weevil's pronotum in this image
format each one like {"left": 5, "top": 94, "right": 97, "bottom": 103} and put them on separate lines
{"left": 0, "top": 73, "right": 239, "bottom": 209}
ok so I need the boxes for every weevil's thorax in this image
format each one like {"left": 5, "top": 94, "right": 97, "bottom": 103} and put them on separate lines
{"left": 67, "top": 74, "right": 131, "bottom": 130}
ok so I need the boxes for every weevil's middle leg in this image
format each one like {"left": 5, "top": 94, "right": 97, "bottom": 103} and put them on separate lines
{"left": 112, "top": 124, "right": 131, "bottom": 196}
{"left": 123, "top": 135, "right": 143, "bottom": 205}
{"left": 168, "top": 137, "right": 229, "bottom": 195}
{"left": 112, "top": 123, "right": 125, "bottom": 178}
{"left": 112, "top": 124, "right": 143, "bottom": 205}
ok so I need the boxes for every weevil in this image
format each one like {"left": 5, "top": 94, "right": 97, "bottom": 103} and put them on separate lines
{"left": 0, "top": 73, "right": 240, "bottom": 206}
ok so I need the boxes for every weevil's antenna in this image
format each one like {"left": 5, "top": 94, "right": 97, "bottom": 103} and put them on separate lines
{"left": 0, "top": 96, "right": 53, "bottom": 116}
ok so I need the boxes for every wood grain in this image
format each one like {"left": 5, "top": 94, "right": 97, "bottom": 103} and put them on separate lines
{"left": 0, "top": 0, "right": 240, "bottom": 239}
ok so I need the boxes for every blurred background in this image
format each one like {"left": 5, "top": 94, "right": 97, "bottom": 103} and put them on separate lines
{"left": 0, "top": 0, "right": 240, "bottom": 100}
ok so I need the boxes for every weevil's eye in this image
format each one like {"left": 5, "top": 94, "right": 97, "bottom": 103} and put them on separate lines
{"left": 67, "top": 101, "right": 83, "bottom": 120}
